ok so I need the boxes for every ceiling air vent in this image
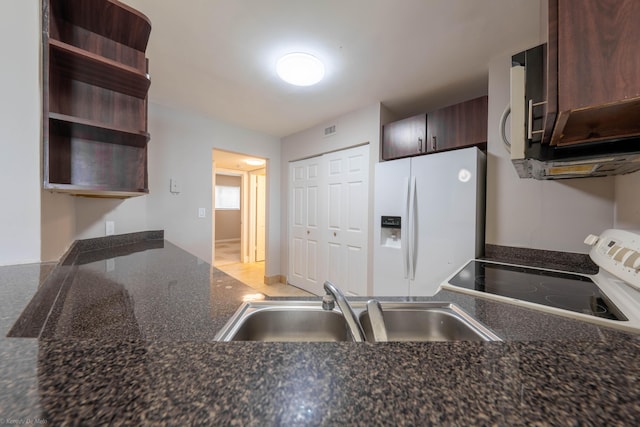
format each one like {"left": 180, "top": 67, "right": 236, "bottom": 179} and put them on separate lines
{"left": 324, "top": 125, "right": 336, "bottom": 137}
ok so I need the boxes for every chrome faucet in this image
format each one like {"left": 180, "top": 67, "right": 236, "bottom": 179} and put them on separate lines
{"left": 366, "top": 299, "right": 388, "bottom": 342}
{"left": 322, "top": 281, "right": 366, "bottom": 342}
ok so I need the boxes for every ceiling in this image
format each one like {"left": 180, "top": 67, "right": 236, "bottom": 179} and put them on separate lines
{"left": 123, "top": 0, "right": 543, "bottom": 138}
{"left": 213, "top": 149, "right": 266, "bottom": 172}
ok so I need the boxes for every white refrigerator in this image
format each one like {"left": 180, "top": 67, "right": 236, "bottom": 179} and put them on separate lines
{"left": 373, "top": 147, "right": 485, "bottom": 296}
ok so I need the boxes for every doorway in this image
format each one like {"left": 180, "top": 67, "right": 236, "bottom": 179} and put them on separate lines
{"left": 212, "top": 149, "right": 267, "bottom": 289}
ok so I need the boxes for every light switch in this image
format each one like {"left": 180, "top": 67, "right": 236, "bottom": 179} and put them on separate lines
{"left": 198, "top": 208, "right": 206, "bottom": 218}
{"left": 170, "top": 178, "right": 181, "bottom": 194}
{"left": 105, "top": 221, "right": 115, "bottom": 236}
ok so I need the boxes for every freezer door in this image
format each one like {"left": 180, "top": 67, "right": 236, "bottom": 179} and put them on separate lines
{"left": 373, "top": 157, "right": 411, "bottom": 296}
{"left": 410, "top": 147, "right": 484, "bottom": 296}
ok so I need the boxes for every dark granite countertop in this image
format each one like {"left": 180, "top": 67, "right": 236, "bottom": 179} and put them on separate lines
{"left": 2, "top": 234, "right": 640, "bottom": 425}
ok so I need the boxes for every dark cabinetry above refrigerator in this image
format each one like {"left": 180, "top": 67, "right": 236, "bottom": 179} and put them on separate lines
{"left": 381, "top": 96, "right": 487, "bottom": 161}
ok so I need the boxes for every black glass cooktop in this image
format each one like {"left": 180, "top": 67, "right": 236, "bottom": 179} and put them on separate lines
{"left": 449, "top": 261, "right": 627, "bottom": 321}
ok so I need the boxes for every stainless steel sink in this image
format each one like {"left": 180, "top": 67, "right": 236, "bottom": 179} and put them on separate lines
{"left": 215, "top": 301, "right": 353, "bottom": 342}
{"left": 215, "top": 300, "right": 501, "bottom": 343}
{"left": 359, "top": 302, "right": 501, "bottom": 342}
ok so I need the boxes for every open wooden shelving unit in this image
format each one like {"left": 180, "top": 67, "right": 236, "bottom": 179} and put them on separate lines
{"left": 43, "top": 0, "right": 151, "bottom": 198}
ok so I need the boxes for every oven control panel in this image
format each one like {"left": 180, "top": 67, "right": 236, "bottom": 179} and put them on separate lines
{"left": 586, "top": 229, "right": 640, "bottom": 290}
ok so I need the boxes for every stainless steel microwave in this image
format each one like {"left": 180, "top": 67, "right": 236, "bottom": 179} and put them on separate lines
{"left": 502, "top": 44, "right": 640, "bottom": 180}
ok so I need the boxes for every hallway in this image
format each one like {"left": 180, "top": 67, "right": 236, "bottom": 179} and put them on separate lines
{"left": 214, "top": 240, "right": 312, "bottom": 297}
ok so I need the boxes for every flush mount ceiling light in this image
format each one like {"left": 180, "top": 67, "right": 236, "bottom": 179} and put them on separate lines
{"left": 276, "top": 52, "right": 325, "bottom": 86}
{"left": 245, "top": 158, "right": 266, "bottom": 166}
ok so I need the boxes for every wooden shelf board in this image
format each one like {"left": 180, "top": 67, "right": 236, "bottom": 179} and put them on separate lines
{"left": 49, "top": 113, "right": 149, "bottom": 147}
{"left": 51, "top": 0, "right": 151, "bottom": 51}
{"left": 44, "top": 183, "right": 148, "bottom": 198}
{"left": 50, "top": 39, "right": 150, "bottom": 99}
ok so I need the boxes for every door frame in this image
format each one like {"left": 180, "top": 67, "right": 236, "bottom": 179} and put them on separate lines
{"left": 212, "top": 149, "right": 268, "bottom": 267}
{"left": 248, "top": 169, "right": 266, "bottom": 262}
{"left": 213, "top": 167, "right": 246, "bottom": 262}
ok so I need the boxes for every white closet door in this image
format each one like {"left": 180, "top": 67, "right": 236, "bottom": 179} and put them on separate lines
{"left": 289, "top": 157, "right": 323, "bottom": 295}
{"left": 323, "top": 144, "right": 370, "bottom": 296}
{"left": 289, "top": 145, "right": 369, "bottom": 296}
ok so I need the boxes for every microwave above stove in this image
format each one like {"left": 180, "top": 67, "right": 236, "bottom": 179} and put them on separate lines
{"left": 501, "top": 43, "right": 640, "bottom": 180}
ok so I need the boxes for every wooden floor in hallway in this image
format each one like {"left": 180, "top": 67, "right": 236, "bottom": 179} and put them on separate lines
{"left": 214, "top": 240, "right": 313, "bottom": 297}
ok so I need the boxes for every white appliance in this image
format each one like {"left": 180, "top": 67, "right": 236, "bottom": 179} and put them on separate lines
{"left": 373, "top": 147, "right": 485, "bottom": 296}
{"left": 443, "top": 229, "right": 640, "bottom": 333}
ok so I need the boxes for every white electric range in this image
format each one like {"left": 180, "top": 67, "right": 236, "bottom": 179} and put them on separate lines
{"left": 443, "top": 229, "right": 640, "bottom": 333}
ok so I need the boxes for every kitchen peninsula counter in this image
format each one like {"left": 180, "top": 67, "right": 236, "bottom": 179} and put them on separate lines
{"left": 2, "top": 234, "right": 639, "bottom": 425}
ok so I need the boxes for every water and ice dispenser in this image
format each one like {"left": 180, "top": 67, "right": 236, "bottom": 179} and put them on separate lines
{"left": 380, "top": 216, "right": 402, "bottom": 249}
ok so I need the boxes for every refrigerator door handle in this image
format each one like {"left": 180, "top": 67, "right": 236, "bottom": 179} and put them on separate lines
{"left": 409, "top": 176, "right": 417, "bottom": 280}
{"left": 402, "top": 176, "right": 410, "bottom": 279}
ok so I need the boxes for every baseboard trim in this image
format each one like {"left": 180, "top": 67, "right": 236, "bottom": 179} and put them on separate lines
{"left": 264, "top": 274, "right": 286, "bottom": 286}
{"left": 215, "top": 238, "right": 240, "bottom": 244}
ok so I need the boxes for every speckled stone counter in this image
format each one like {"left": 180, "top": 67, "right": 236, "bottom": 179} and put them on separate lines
{"left": 2, "top": 235, "right": 640, "bottom": 425}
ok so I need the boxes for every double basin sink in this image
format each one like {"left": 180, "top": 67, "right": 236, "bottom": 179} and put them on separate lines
{"left": 215, "top": 300, "right": 502, "bottom": 343}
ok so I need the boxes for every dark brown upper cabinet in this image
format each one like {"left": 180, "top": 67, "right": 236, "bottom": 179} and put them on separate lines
{"left": 43, "top": 0, "right": 152, "bottom": 198}
{"left": 545, "top": 0, "right": 640, "bottom": 147}
{"left": 381, "top": 114, "right": 427, "bottom": 161}
{"left": 382, "top": 96, "right": 487, "bottom": 161}
{"left": 426, "top": 96, "right": 488, "bottom": 153}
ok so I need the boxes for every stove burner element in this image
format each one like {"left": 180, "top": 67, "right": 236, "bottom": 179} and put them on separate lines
{"left": 448, "top": 261, "right": 627, "bottom": 321}
{"left": 474, "top": 274, "right": 539, "bottom": 296}
{"left": 538, "top": 280, "right": 594, "bottom": 296}
{"left": 545, "top": 295, "right": 608, "bottom": 314}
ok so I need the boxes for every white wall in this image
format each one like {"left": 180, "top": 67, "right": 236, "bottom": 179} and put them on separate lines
{"left": 614, "top": 172, "right": 640, "bottom": 230}
{"left": 40, "top": 191, "right": 75, "bottom": 262}
{"left": 145, "top": 103, "right": 282, "bottom": 274}
{"left": 0, "top": 0, "right": 41, "bottom": 266}
{"left": 74, "top": 196, "right": 148, "bottom": 240}
{"left": 70, "top": 103, "right": 281, "bottom": 275}
{"left": 485, "top": 53, "right": 615, "bottom": 253}
{"left": 280, "top": 102, "right": 382, "bottom": 289}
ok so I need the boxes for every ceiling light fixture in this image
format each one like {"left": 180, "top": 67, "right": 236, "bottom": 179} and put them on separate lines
{"left": 245, "top": 158, "right": 266, "bottom": 166}
{"left": 276, "top": 52, "right": 325, "bottom": 86}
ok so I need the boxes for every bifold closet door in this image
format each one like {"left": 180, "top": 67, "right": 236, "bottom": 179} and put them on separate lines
{"left": 289, "top": 156, "right": 323, "bottom": 295}
{"left": 289, "top": 145, "right": 370, "bottom": 296}
{"left": 323, "top": 145, "right": 369, "bottom": 296}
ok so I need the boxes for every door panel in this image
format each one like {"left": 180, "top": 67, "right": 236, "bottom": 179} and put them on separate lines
{"left": 346, "top": 245, "right": 365, "bottom": 296}
{"left": 307, "top": 185, "right": 319, "bottom": 228}
{"left": 382, "top": 114, "right": 427, "bottom": 160}
{"left": 293, "top": 186, "right": 304, "bottom": 226}
{"left": 328, "top": 183, "right": 341, "bottom": 228}
{"left": 327, "top": 242, "right": 341, "bottom": 284}
{"left": 323, "top": 145, "right": 369, "bottom": 295}
{"left": 289, "top": 145, "right": 369, "bottom": 296}
{"left": 289, "top": 157, "right": 324, "bottom": 295}
{"left": 292, "top": 237, "right": 304, "bottom": 280}
{"left": 347, "top": 181, "right": 364, "bottom": 231}
{"left": 410, "top": 148, "right": 481, "bottom": 296}
{"left": 306, "top": 240, "right": 318, "bottom": 282}
{"left": 373, "top": 158, "right": 411, "bottom": 296}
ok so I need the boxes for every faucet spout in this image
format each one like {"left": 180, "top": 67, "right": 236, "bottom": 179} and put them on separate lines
{"left": 366, "top": 299, "right": 388, "bottom": 342}
{"left": 323, "top": 281, "right": 366, "bottom": 342}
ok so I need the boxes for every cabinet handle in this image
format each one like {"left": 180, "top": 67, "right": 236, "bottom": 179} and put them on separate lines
{"left": 432, "top": 136, "right": 437, "bottom": 152}
{"left": 527, "top": 98, "right": 547, "bottom": 140}
{"left": 418, "top": 137, "right": 423, "bottom": 152}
